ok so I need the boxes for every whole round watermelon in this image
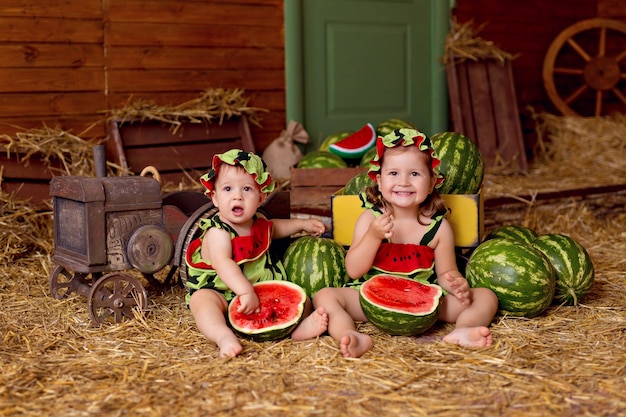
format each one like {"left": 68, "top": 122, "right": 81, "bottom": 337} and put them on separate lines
{"left": 343, "top": 171, "right": 376, "bottom": 195}
{"left": 282, "top": 236, "right": 348, "bottom": 297}
{"left": 227, "top": 280, "right": 306, "bottom": 341}
{"left": 430, "top": 131, "right": 484, "bottom": 194}
{"left": 360, "top": 274, "right": 443, "bottom": 335}
{"left": 319, "top": 130, "right": 352, "bottom": 151}
{"left": 532, "top": 233, "right": 595, "bottom": 306}
{"left": 375, "top": 118, "right": 417, "bottom": 138}
{"left": 484, "top": 225, "right": 538, "bottom": 245}
{"left": 466, "top": 238, "right": 555, "bottom": 318}
{"left": 297, "top": 150, "right": 348, "bottom": 168}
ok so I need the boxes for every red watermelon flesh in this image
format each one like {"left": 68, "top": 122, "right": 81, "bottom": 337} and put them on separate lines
{"left": 371, "top": 242, "right": 435, "bottom": 275}
{"left": 362, "top": 275, "right": 440, "bottom": 314}
{"left": 228, "top": 281, "right": 306, "bottom": 341}
{"left": 329, "top": 123, "right": 377, "bottom": 159}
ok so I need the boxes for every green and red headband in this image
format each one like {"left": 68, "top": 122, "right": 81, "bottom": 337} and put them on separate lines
{"left": 200, "top": 149, "right": 275, "bottom": 195}
{"left": 367, "top": 128, "right": 444, "bottom": 188}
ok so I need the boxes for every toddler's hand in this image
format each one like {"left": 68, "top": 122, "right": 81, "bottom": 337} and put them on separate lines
{"left": 441, "top": 271, "right": 470, "bottom": 306}
{"left": 369, "top": 210, "right": 394, "bottom": 240}
{"left": 237, "top": 292, "right": 260, "bottom": 315}
{"left": 304, "top": 219, "right": 326, "bottom": 237}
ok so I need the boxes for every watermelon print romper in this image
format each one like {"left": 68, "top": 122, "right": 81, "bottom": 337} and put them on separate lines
{"left": 185, "top": 214, "right": 287, "bottom": 305}
{"left": 346, "top": 207, "right": 446, "bottom": 289}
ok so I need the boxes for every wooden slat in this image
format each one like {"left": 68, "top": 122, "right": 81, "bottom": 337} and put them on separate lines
{"left": 0, "top": 44, "right": 104, "bottom": 68}
{"left": 0, "top": 68, "right": 104, "bottom": 93}
{"left": 0, "top": 93, "right": 106, "bottom": 117}
{"left": 467, "top": 61, "right": 498, "bottom": 163}
{"left": 0, "top": 17, "right": 102, "bottom": 43}
{"left": 0, "top": 0, "right": 102, "bottom": 19}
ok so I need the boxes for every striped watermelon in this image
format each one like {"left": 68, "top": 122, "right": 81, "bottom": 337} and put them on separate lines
{"left": 375, "top": 118, "right": 417, "bottom": 138}
{"left": 329, "top": 123, "right": 377, "bottom": 159}
{"left": 297, "top": 150, "right": 348, "bottom": 168}
{"left": 466, "top": 238, "right": 555, "bottom": 318}
{"left": 319, "top": 130, "right": 353, "bottom": 151}
{"left": 359, "top": 146, "right": 377, "bottom": 168}
{"left": 430, "top": 131, "right": 484, "bottom": 194}
{"left": 227, "top": 281, "right": 306, "bottom": 341}
{"left": 343, "top": 170, "right": 376, "bottom": 195}
{"left": 359, "top": 274, "right": 443, "bottom": 335}
{"left": 282, "top": 236, "right": 349, "bottom": 297}
{"left": 484, "top": 225, "right": 538, "bottom": 245}
{"left": 532, "top": 234, "right": 595, "bottom": 306}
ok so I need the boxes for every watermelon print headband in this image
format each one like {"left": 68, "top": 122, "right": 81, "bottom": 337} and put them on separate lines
{"left": 368, "top": 128, "right": 444, "bottom": 188}
{"left": 200, "top": 149, "right": 275, "bottom": 195}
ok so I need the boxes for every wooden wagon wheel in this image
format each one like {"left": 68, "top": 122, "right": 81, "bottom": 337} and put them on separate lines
{"left": 49, "top": 265, "right": 98, "bottom": 299}
{"left": 543, "top": 18, "right": 626, "bottom": 116}
{"left": 87, "top": 273, "right": 148, "bottom": 327}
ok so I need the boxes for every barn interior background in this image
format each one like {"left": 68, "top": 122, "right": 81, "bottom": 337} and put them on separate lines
{"left": 0, "top": 1, "right": 625, "bottom": 416}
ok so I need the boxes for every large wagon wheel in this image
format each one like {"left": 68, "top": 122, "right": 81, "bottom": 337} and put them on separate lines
{"left": 87, "top": 273, "right": 148, "bottom": 327}
{"left": 543, "top": 18, "right": 626, "bottom": 116}
{"left": 49, "top": 265, "right": 99, "bottom": 299}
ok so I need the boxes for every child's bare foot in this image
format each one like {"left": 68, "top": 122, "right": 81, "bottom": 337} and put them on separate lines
{"left": 340, "top": 331, "right": 373, "bottom": 358}
{"left": 443, "top": 326, "right": 492, "bottom": 347}
{"left": 291, "top": 307, "right": 328, "bottom": 340}
{"left": 217, "top": 332, "right": 243, "bottom": 357}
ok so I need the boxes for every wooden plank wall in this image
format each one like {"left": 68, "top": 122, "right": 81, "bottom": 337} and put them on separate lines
{"left": 0, "top": 0, "right": 285, "bottom": 154}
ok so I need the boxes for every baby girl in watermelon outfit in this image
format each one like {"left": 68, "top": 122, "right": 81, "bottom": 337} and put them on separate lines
{"left": 312, "top": 129, "right": 499, "bottom": 358}
{"left": 185, "top": 149, "right": 328, "bottom": 357}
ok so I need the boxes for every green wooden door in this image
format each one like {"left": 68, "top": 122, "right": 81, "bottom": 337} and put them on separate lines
{"left": 285, "top": 0, "right": 452, "bottom": 148}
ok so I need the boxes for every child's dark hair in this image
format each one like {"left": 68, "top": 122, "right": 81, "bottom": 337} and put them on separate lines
{"left": 363, "top": 147, "right": 447, "bottom": 225}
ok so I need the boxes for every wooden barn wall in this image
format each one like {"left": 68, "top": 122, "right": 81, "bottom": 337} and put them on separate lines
{"left": 0, "top": 0, "right": 285, "bottom": 154}
{"left": 452, "top": 0, "right": 626, "bottom": 125}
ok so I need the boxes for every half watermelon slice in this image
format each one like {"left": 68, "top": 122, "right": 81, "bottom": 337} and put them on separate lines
{"left": 329, "top": 123, "right": 377, "bottom": 159}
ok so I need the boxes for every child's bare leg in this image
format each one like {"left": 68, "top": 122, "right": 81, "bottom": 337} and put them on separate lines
{"left": 439, "top": 288, "right": 498, "bottom": 347}
{"left": 291, "top": 297, "right": 328, "bottom": 340}
{"left": 189, "top": 289, "right": 242, "bottom": 357}
{"left": 313, "top": 287, "right": 372, "bottom": 358}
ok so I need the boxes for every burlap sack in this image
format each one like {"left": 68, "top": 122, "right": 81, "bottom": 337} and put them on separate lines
{"left": 262, "top": 120, "right": 309, "bottom": 180}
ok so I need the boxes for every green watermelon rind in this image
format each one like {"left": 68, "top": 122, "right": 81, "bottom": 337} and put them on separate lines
{"left": 228, "top": 280, "right": 306, "bottom": 342}
{"left": 359, "top": 274, "right": 443, "bottom": 336}
{"left": 466, "top": 238, "right": 556, "bottom": 318}
{"left": 375, "top": 118, "right": 417, "bottom": 138}
{"left": 532, "top": 233, "right": 595, "bottom": 306}
{"left": 297, "top": 150, "right": 348, "bottom": 168}
{"left": 430, "top": 131, "right": 484, "bottom": 194}
{"left": 283, "top": 236, "right": 349, "bottom": 298}
{"left": 484, "top": 225, "right": 538, "bottom": 245}
{"left": 343, "top": 171, "right": 375, "bottom": 195}
{"left": 329, "top": 123, "right": 377, "bottom": 159}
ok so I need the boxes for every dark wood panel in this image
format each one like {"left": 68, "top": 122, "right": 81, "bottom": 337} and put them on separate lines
{"left": 105, "top": 0, "right": 282, "bottom": 27}
{"left": 106, "top": 22, "right": 283, "bottom": 48}
{"left": 106, "top": 46, "right": 283, "bottom": 70}
{"left": 0, "top": 93, "right": 106, "bottom": 116}
{"left": 0, "top": 68, "right": 104, "bottom": 93}
{"left": 0, "top": 17, "right": 102, "bottom": 43}
{"left": 0, "top": 44, "right": 104, "bottom": 68}
{"left": 106, "top": 69, "right": 284, "bottom": 92}
{"left": 0, "top": 0, "right": 102, "bottom": 19}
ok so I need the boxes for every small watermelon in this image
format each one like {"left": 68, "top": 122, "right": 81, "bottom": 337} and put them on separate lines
{"left": 297, "top": 150, "right": 348, "bottom": 168}
{"left": 360, "top": 274, "right": 443, "bottom": 335}
{"left": 319, "top": 130, "right": 353, "bottom": 151}
{"left": 283, "top": 236, "right": 349, "bottom": 297}
{"left": 227, "top": 280, "right": 306, "bottom": 341}
{"left": 359, "top": 146, "right": 377, "bottom": 168}
{"left": 430, "top": 131, "right": 484, "bottom": 194}
{"left": 466, "top": 238, "right": 555, "bottom": 318}
{"left": 343, "top": 170, "right": 376, "bottom": 195}
{"left": 484, "top": 225, "right": 538, "bottom": 245}
{"left": 375, "top": 118, "right": 417, "bottom": 138}
{"left": 329, "top": 123, "right": 377, "bottom": 160}
{"left": 532, "top": 233, "right": 595, "bottom": 306}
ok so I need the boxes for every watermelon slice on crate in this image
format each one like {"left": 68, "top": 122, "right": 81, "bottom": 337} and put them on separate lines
{"left": 329, "top": 123, "right": 377, "bottom": 160}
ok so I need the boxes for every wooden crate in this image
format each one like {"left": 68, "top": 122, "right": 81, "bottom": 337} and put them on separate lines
{"left": 289, "top": 167, "right": 365, "bottom": 213}
{"left": 107, "top": 116, "right": 255, "bottom": 185}
{"left": 446, "top": 55, "right": 528, "bottom": 172}
{"left": 0, "top": 146, "right": 61, "bottom": 206}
